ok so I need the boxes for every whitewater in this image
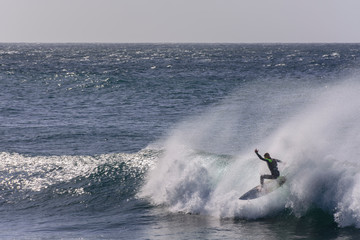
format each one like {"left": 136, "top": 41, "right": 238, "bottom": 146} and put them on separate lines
{"left": 141, "top": 79, "right": 360, "bottom": 228}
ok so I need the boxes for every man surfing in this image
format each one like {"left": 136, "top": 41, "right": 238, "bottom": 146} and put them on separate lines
{"left": 254, "top": 149, "right": 282, "bottom": 186}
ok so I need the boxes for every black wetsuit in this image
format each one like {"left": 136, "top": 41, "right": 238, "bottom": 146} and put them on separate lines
{"left": 255, "top": 152, "right": 281, "bottom": 185}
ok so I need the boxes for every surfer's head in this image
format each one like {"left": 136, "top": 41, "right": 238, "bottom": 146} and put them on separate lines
{"left": 264, "top": 153, "right": 271, "bottom": 159}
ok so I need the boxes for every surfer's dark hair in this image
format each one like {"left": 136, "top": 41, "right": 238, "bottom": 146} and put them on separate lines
{"left": 264, "top": 153, "right": 270, "bottom": 158}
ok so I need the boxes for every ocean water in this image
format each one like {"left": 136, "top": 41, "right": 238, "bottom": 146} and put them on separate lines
{"left": 1, "top": 43, "right": 360, "bottom": 239}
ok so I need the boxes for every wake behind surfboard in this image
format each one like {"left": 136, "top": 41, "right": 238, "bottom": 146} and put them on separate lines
{"left": 239, "top": 176, "right": 286, "bottom": 200}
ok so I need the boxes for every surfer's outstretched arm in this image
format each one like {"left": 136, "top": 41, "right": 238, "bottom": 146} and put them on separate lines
{"left": 254, "top": 149, "right": 267, "bottom": 161}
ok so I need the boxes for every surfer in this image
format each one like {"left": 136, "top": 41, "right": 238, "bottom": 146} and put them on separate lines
{"left": 254, "top": 149, "right": 282, "bottom": 186}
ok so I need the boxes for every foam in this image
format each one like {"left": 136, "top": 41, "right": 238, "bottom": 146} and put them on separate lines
{"left": 140, "top": 78, "right": 360, "bottom": 227}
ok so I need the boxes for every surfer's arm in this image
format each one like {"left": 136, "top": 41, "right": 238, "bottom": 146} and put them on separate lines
{"left": 254, "top": 149, "right": 266, "bottom": 161}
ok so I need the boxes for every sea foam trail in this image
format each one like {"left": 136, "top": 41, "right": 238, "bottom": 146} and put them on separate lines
{"left": 140, "top": 79, "right": 360, "bottom": 228}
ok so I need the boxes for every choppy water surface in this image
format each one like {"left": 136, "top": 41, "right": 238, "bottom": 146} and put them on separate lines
{"left": 1, "top": 43, "right": 360, "bottom": 239}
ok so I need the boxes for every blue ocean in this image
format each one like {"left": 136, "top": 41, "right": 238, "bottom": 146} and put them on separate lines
{"left": 1, "top": 43, "right": 360, "bottom": 239}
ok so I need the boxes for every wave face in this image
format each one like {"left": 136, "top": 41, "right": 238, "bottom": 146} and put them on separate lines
{"left": 140, "top": 79, "right": 360, "bottom": 228}
{"left": 0, "top": 149, "right": 157, "bottom": 236}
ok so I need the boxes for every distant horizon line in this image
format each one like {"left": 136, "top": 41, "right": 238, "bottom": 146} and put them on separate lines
{"left": 1, "top": 41, "right": 360, "bottom": 45}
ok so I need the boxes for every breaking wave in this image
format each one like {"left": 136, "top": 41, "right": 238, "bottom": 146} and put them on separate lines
{"left": 140, "top": 78, "right": 360, "bottom": 228}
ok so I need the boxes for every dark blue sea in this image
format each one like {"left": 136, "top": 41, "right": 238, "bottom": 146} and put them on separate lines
{"left": 1, "top": 43, "right": 360, "bottom": 239}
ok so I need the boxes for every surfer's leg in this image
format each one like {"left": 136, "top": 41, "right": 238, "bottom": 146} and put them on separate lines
{"left": 261, "top": 174, "right": 276, "bottom": 185}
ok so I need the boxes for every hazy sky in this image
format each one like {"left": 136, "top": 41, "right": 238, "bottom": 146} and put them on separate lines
{"left": 1, "top": 0, "right": 360, "bottom": 43}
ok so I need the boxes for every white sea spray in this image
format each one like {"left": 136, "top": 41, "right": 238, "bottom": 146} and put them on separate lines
{"left": 141, "top": 78, "right": 360, "bottom": 228}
